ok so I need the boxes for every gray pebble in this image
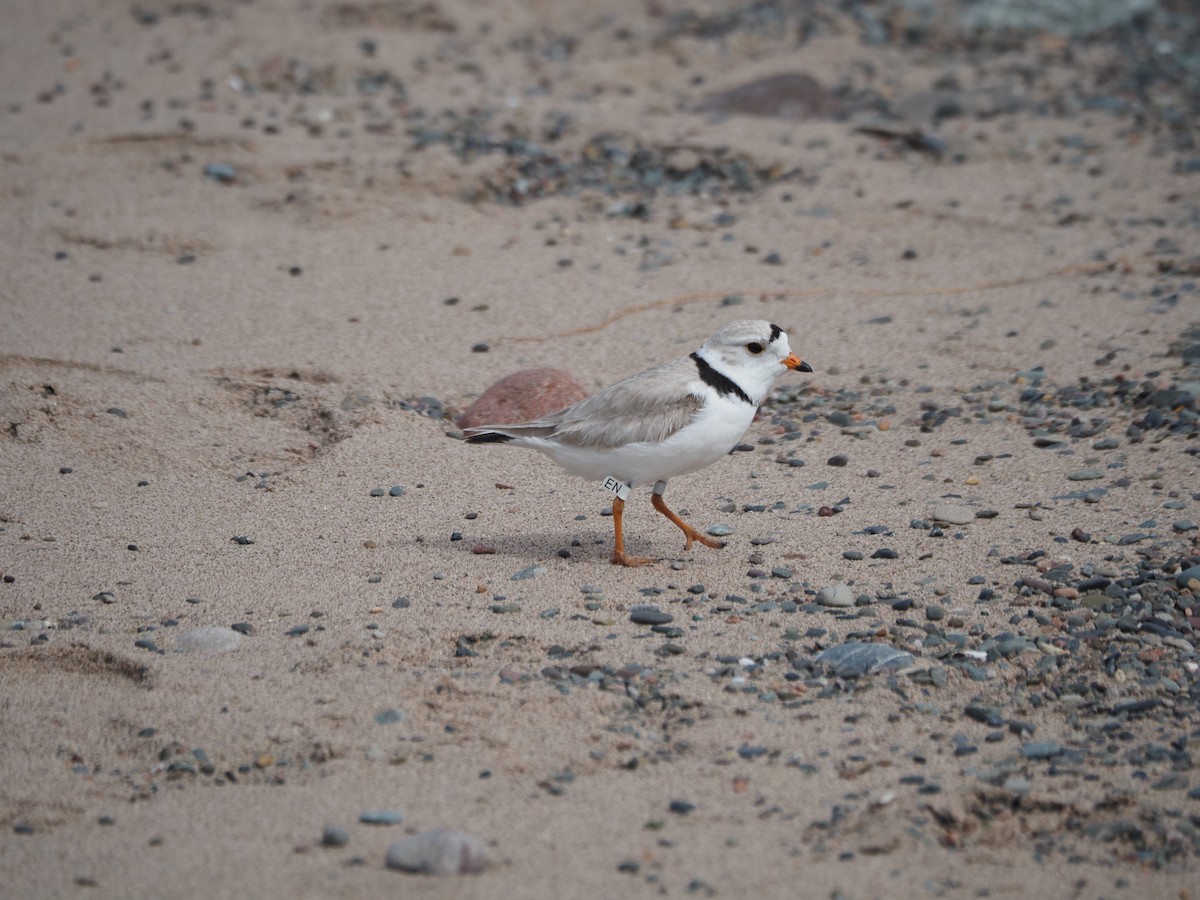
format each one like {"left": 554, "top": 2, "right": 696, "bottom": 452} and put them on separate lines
{"left": 1173, "top": 520, "right": 1196, "bottom": 532}
{"left": 630, "top": 607, "right": 673, "bottom": 625}
{"left": 374, "top": 708, "right": 405, "bottom": 725}
{"left": 322, "top": 825, "right": 350, "bottom": 847}
{"left": 1020, "top": 741, "right": 1063, "bottom": 760}
{"left": 174, "top": 626, "right": 242, "bottom": 653}
{"left": 386, "top": 829, "right": 488, "bottom": 875}
{"left": 1067, "top": 469, "right": 1104, "bottom": 481}
{"left": 511, "top": 565, "right": 547, "bottom": 581}
{"left": 707, "top": 524, "right": 733, "bottom": 537}
{"left": 1175, "top": 565, "right": 1200, "bottom": 588}
{"left": 360, "top": 809, "right": 405, "bottom": 825}
{"left": 816, "top": 642, "right": 915, "bottom": 678}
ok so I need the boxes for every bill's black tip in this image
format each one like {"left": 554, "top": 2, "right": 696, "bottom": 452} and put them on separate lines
{"left": 464, "top": 432, "right": 513, "bottom": 444}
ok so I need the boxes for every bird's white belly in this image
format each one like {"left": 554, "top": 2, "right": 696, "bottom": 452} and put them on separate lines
{"left": 528, "top": 397, "right": 756, "bottom": 487}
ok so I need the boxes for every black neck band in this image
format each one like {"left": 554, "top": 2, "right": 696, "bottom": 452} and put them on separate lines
{"left": 690, "top": 352, "right": 753, "bottom": 405}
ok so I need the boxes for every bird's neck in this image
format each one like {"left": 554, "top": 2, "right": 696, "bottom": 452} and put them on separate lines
{"left": 692, "top": 348, "right": 765, "bottom": 406}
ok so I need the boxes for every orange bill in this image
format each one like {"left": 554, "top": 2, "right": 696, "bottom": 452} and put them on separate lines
{"left": 782, "top": 353, "right": 813, "bottom": 373}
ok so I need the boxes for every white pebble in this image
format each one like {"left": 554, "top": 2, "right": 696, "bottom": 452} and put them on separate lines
{"left": 174, "top": 626, "right": 242, "bottom": 653}
{"left": 386, "top": 829, "right": 488, "bottom": 876}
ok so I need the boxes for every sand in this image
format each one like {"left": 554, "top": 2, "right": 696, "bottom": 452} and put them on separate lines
{"left": 2, "top": 0, "right": 1198, "bottom": 896}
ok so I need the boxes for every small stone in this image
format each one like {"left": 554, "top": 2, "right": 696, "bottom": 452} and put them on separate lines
{"left": 816, "top": 642, "right": 915, "bottom": 678}
{"left": 930, "top": 503, "right": 973, "bottom": 525}
{"left": 360, "top": 809, "right": 405, "bottom": 826}
{"left": 374, "top": 709, "right": 405, "bottom": 725}
{"left": 388, "top": 485, "right": 405, "bottom": 497}
{"left": 322, "top": 826, "right": 350, "bottom": 847}
{"left": 174, "top": 626, "right": 242, "bottom": 653}
{"left": 707, "top": 524, "right": 733, "bottom": 537}
{"left": 459, "top": 369, "right": 587, "bottom": 429}
{"left": 630, "top": 607, "right": 673, "bottom": 625}
{"left": 816, "top": 584, "right": 854, "bottom": 608}
{"left": 667, "top": 800, "right": 696, "bottom": 815}
{"left": 827, "top": 454, "right": 848, "bottom": 467}
{"left": 511, "top": 565, "right": 547, "bottom": 581}
{"left": 1067, "top": 469, "right": 1104, "bottom": 482}
{"left": 203, "top": 162, "right": 236, "bottom": 184}
{"left": 386, "top": 829, "right": 488, "bottom": 875}
{"left": 1020, "top": 742, "right": 1063, "bottom": 760}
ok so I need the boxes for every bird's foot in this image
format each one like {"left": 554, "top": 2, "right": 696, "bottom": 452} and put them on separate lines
{"left": 611, "top": 551, "right": 658, "bottom": 567}
{"left": 681, "top": 528, "right": 726, "bottom": 552}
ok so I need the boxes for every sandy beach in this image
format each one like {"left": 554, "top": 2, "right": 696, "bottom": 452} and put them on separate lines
{"left": 2, "top": 0, "right": 1198, "bottom": 896}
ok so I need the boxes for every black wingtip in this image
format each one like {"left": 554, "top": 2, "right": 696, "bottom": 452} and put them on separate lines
{"left": 464, "top": 431, "right": 513, "bottom": 444}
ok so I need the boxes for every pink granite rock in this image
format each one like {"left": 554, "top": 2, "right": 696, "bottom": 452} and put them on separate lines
{"left": 458, "top": 368, "right": 587, "bottom": 428}
{"left": 699, "top": 72, "right": 837, "bottom": 120}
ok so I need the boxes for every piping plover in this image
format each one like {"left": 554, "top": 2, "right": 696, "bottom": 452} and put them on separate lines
{"left": 464, "top": 320, "right": 812, "bottom": 566}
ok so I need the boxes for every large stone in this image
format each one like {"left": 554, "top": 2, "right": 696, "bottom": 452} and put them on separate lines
{"left": 385, "top": 829, "right": 488, "bottom": 875}
{"left": 699, "top": 72, "right": 836, "bottom": 120}
{"left": 458, "top": 368, "right": 586, "bottom": 428}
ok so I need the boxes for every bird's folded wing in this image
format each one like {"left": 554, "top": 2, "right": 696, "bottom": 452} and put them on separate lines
{"left": 473, "top": 356, "right": 705, "bottom": 449}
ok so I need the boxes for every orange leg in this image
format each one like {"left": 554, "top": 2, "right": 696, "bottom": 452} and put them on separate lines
{"left": 610, "top": 497, "right": 657, "bottom": 567}
{"left": 651, "top": 492, "right": 726, "bottom": 552}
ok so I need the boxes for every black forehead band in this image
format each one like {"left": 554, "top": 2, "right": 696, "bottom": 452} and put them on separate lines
{"left": 769, "top": 324, "right": 782, "bottom": 343}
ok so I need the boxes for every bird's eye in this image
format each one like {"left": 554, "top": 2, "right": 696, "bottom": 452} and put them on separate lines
{"left": 746, "top": 342, "right": 764, "bottom": 355}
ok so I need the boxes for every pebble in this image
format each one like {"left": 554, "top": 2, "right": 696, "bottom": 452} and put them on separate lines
{"left": 386, "top": 829, "right": 488, "bottom": 875}
{"left": 203, "top": 162, "right": 236, "bottom": 183}
{"left": 511, "top": 565, "right": 547, "bottom": 581}
{"left": 360, "top": 809, "right": 405, "bottom": 826}
{"left": 707, "top": 524, "right": 733, "bottom": 537}
{"left": 816, "top": 584, "right": 854, "bottom": 608}
{"left": 630, "top": 607, "right": 673, "bottom": 625}
{"left": 930, "top": 503, "right": 974, "bottom": 525}
{"left": 816, "top": 642, "right": 915, "bottom": 678}
{"left": 458, "top": 369, "right": 586, "bottom": 428}
{"left": 699, "top": 72, "right": 836, "bottom": 120}
{"left": 321, "top": 826, "right": 349, "bottom": 847}
{"left": 173, "top": 626, "right": 242, "bottom": 653}
{"left": 1019, "top": 742, "right": 1063, "bottom": 760}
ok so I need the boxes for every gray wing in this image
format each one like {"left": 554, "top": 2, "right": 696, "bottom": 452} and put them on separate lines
{"left": 466, "top": 355, "right": 703, "bottom": 449}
